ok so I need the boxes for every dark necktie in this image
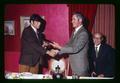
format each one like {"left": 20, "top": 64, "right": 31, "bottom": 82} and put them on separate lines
{"left": 95, "top": 47, "right": 98, "bottom": 58}
{"left": 35, "top": 31, "right": 39, "bottom": 40}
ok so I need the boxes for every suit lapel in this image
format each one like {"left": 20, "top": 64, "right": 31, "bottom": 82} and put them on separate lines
{"left": 68, "top": 26, "right": 85, "bottom": 45}
{"left": 30, "top": 26, "right": 40, "bottom": 42}
{"left": 74, "top": 26, "right": 85, "bottom": 38}
{"left": 93, "top": 48, "right": 96, "bottom": 59}
{"left": 68, "top": 30, "right": 75, "bottom": 44}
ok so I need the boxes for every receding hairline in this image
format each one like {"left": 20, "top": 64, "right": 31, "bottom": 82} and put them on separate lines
{"left": 72, "top": 12, "right": 84, "bottom": 20}
{"left": 94, "top": 32, "right": 103, "bottom": 38}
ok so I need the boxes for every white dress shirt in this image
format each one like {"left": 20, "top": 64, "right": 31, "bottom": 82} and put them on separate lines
{"left": 73, "top": 25, "right": 83, "bottom": 37}
{"left": 95, "top": 44, "right": 101, "bottom": 52}
{"left": 95, "top": 44, "right": 101, "bottom": 58}
{"left": 31, "top": 24, "right": 39, "bottom": 39}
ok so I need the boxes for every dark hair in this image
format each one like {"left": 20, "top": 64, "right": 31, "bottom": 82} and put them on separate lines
{"left": 30, "top": 14, "right": 43, "bottom": 23}
{"left": 38, "top": 18, "right": 46, "bottom": 33}
{"left": 101, "top": 35, "right": 107, "bottom": 44}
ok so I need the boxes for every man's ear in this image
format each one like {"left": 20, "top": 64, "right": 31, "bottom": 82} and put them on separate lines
{"left": 78, "top": 18, "right": 82, "bottom": 23}
{"left": 101, "top": 37, "right": 104, "bottom": 42}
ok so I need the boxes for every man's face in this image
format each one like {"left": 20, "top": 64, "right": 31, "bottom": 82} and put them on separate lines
{"left": 31, "top": 20, "right": 41, "bottom": 29}
{"left": 93, "top": 33, "right": 102, "bottom": 46}
{"left": 72, "top": 15, "right": 82, "bottom": 28}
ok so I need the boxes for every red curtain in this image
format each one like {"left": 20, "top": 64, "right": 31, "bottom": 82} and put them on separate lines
{"left": 68, "top": 4, "right": 97, "bottom": 36}
{"left": 67, "top": 4, "right": 97, "bottom": 75}
{"left": 92, "top": 4, "right": 115, "bottom": 48}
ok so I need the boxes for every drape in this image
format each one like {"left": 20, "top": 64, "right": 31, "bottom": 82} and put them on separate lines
{"left": 92, "top": 4, "right": 115, "bottom": 48}
{"left": 67, "top": 4, "right": 97, "bottom": 36}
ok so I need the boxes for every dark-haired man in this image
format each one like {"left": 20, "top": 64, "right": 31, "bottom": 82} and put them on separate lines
{"left": 19, "top": 14, "right": 56, "bottom": 74}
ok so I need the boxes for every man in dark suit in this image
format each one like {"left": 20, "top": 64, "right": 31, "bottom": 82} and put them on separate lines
{"left": 50, "top": 12, "right": 89, "bottom": 76}
{"left": 19, "top": 14, "right": 56, "bottom": 74}
{"left": 89, "top": 33, "right": 115, "bottom": 77}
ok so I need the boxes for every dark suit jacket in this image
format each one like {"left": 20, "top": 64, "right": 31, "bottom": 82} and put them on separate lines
{"left": 19, "top": 26, "right": 46, "bottom": 66}
{"left": 89, "top": 43, "right": 115, "bottom": 77}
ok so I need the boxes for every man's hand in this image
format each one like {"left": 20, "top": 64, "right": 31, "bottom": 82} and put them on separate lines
{"left": 91, "top": 71, "right": 97, "bottom": 77}
{"left": 98, "top": 74, "right": 104, "bottom": 77}
{"left": 42, "top": 41, "right": 48, "bottom": 48}
{"left": 46, "top": 49, "right": 59, "bottom": 57}
{"left": 50, "top": 42, "right": 62, "bottom": 49}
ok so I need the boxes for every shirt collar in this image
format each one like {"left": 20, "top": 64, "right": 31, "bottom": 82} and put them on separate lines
{"left": 74, "top": 25, "right": 83, "bottom": 33}
{"left": 95, "top": 44, "right": 101, "bottom": 51}
{"left": 31, "top": 24, "right": 37, "bottom": 33}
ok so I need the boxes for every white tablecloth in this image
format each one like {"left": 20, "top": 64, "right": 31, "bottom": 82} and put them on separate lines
{"left": 5, "top": 72, "right": 113, "bottom": 79}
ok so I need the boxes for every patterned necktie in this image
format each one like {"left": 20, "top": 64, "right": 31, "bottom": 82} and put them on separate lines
{"left": 72, "top": 29, "right": 76, "bottom": 38}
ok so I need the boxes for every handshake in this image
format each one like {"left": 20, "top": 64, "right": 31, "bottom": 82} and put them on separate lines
{"left": 43, "top": 41, "right": 62, "bottom": 57}
{"left": 46, "top": 49, "right": 59, "bottom": 57}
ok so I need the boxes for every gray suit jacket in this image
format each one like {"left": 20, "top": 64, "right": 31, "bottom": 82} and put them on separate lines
{"left": 59, "top": 26, "right": 89, "bottom": 76}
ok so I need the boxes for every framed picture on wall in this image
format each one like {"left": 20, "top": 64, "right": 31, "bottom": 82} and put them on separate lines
{"left": 20, "top": 16, "right": 30, "bottom": 36}
{"left": 20, "top": 16, "right": 45, "bottom": 36}
{"left": 4, "top": 21, "right": 15, "bottom": 35}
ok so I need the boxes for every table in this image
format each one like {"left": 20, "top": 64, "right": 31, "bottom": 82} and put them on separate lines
{"left": 5, "top": 72, "right": 113, "bottom": 79}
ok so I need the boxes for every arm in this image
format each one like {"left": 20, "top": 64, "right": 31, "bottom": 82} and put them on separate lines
{"left": 59, "top": 31, "right": 89, "bottom": 55}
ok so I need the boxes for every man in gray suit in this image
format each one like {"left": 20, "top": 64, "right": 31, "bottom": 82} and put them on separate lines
{"left": 51, "top": 12, "right": 89, "bottom": 76}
